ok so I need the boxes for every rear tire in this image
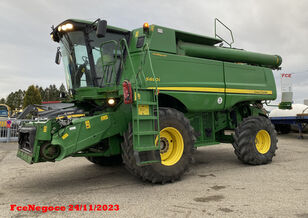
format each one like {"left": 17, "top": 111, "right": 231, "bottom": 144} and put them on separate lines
{"left": 121, "top": 107, "right": 196, "bottom": 184}
{"left": 232, "top": 116, "right": 277, "bottom": 165}
{"left": 85, "top": 155, "right": 122, "bottom": 166}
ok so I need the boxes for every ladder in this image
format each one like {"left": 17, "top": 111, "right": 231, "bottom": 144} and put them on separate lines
{"left": 120, "top": 39, "right": 160, "bottom": 165}
{"left": 132, "top": 43, "right": 161, "bottom": 165}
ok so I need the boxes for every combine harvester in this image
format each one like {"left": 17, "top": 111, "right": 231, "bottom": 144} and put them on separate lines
{"left": 17, "top": 18, "right": 284, "bottom": 183}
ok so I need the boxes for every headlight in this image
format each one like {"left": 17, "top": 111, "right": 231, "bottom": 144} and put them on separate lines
{"left": 58, "top": 23, "right": 74, "bottom": 32}
{"left": 107, "top": 98, "right": 115, "bottom": 106}
{"left": 66, "top": 23, "right": 73, "bottom": 30}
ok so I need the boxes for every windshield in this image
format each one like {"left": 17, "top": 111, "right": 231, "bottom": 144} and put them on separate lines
{"left": 0, "top": 106, "right": 8, "bottom": 117}
{"left": 60, "top": 30, "right": 126, "bottom": 90}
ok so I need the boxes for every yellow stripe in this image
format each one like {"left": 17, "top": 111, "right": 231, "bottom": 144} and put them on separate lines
{"left": 148, "top": 87, "right": 225, "bottom": 93}
{"left": 226, "top": 88, "right": 272, "bottom": 95}
{"left": 56, "top": 114, "right": 85, "bottom": 120}
{"left": 152, "top": 53, "right": 167, "bottom": 57}
{"left": 147, "top": 87, "right": 272, "bottom": 95}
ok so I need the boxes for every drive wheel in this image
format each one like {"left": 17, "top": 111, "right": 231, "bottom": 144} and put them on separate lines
{"left": 121, "top": 107, "right": 196, "bottom": 184}
{"left": 233, "top": 116, "right": 277, "bottom": 165}
{"left": 85, "top": 155, "right": 122, "bottom": 166}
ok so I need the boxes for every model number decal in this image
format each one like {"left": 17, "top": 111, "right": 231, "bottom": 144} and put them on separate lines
{"left": 146, "top": 77, "right": 160, "bottom": 82}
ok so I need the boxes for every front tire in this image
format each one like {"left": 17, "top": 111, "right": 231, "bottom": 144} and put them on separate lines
{"left": 233, "top": 116, "right": 277, "bottom": 165}
{"left": 121, "top": 107, "right": 196, "bottom": 184}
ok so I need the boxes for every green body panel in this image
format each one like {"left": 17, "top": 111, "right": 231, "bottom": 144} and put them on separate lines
{"left": 51, "top": 113, "right": 113, "bottom": 160}
{"left": 17, "top": 19, "right": 282, "bottom": 165}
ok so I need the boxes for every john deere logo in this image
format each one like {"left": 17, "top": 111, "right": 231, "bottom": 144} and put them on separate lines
{"left": 217, "top": 97, "right": 223, "bottom": 104}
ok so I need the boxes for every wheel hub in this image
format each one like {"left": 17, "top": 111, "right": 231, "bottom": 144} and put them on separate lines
{"left": 255, "top": 130, "right": 271, "bottom": 154}
{"left": 160, "top": 137, "right": 169, "bottom": 154}
{"left": 156, "top": 127, "right": 184, "bottom": 166}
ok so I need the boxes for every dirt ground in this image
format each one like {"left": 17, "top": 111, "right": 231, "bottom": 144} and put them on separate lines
{"left": 0, "top": 133, "right": 307, "bottom": 218}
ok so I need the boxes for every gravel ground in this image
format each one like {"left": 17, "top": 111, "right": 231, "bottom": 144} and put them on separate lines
{"left": 0, "top": 133, "right": 307, "bottom": 218}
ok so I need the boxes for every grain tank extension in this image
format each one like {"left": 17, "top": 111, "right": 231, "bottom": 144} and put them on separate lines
{"left": 17, "top": 19, "right": 282, "bottom": 183}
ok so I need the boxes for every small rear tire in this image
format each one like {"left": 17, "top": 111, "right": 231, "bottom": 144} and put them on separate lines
{"left": 233, "top": 116, "right": 278, "bottom": 165}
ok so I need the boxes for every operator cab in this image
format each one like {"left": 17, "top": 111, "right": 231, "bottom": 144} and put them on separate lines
{"left": 50, "top": 19, "right": 130, "bottom": 93}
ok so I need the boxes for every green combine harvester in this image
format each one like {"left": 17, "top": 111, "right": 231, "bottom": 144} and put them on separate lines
{"left": 17, "top": 18, "right": 282, "bottom": 183}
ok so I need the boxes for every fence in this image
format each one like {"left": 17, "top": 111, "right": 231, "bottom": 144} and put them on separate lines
{"left": 0, "top": 119, "right": 19, "bottom": 142}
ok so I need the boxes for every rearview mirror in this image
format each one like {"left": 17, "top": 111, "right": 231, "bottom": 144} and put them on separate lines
{"left": 55, "top": 47, "right": 61, "bottom": 65}
{"left": 96, "top": 20, "right": 107, "bottom": 38}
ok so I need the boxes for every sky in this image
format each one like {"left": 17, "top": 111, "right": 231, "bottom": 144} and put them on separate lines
{"left": 0, "top": 0, "right": 307, "bottom": 104}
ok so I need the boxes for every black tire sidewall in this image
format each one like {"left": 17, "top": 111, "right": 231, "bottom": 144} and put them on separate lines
{"left": 150, "top": 108, "right": 194, "bottom": 177}
{"left": 251, "top": 117, "right": 277, "bottom": 159}
{"left": 233, "top": 116, "right": 277, "bottom": 165}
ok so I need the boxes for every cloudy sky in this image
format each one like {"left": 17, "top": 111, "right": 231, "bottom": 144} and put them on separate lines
{"left": 0, "top": 0, "right": 307, "bottom": 104}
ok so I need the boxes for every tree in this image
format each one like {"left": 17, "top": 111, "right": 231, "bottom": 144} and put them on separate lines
{"left": 38, "top": 86, "right": 46, "bottom": 101}
{"left": 6, "top": 89, "right": 24, "bottom": 110}
{"left": 0, "top": 98, "right": 6, "bottom": 104}
{"left": 59, "top": 83, "right": 70, "bottom": 100}
{"left": 23, "top": 85, "right": 42, "bottom": 108}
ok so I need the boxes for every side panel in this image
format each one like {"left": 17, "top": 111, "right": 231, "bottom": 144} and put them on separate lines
{"left": 224, "top": 62, "right": 277, "bottom": 109}
{"left": 148, "top": 52, "right": 225, "bottom": 112}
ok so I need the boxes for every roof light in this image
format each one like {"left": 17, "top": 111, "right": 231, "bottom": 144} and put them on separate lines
{"left": 57, "top": 26, "right": 62, "bottom": 32}
{"left": 143, "top": 22, "right": 149, "bottom": 29}
{"left": 62, "top": 24, "right": 67, "bottom": 31}
{"left": 66, "top": 23, "right": 73, "bottom": 30}
{"left": 143, "top": 22, "right": 150, "bottom": 34}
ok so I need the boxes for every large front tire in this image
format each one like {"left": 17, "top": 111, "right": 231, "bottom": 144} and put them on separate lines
{"left": 233, "top": 116, "right": 278, "bottom": 165}
{"left": 121, "top": 107, "right": 195, "bottom": 184}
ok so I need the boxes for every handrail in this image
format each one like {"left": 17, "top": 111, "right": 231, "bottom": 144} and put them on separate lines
{"left": 214, "top": 18, "right": 234, "bottom": 48}
{"left": 142, "top": 42, "right": 160, "bottom": 144}
{"left": 119, "top": 39, "right": 138, "bottom": 86}
{"left": 143, "top": 42, "right": 158, "bottom": 91}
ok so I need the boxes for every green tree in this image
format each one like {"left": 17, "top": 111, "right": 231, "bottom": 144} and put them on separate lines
{"left": 44, "top": 84, "right": 60, "bottom": 101}
{"left": 23, "top": 85, "right": 42, "bottom": 108}
{"left": 38, "top": 86, "right": 46, "bottom": 101}
{"left": 59, "top": 83, "right": 69, "bottom": 100}
{"left": 6, "top": 90, "right": 24, "bottom": 110}
{"left": 0, "top": 98, "right": 6, "bottom": 104}
{"left": 6, "top": 92, "right": 17, "bottom": 110}
{"left": 15, "top": 89, "right": 24, "bottom": 109}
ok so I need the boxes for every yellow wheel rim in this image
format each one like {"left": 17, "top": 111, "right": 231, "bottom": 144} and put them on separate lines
{"left": 255, "top": 130, "right": 271, "bottom": 154}
{"left": 156, "top": 127, "right": 184, "bottom": 166}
